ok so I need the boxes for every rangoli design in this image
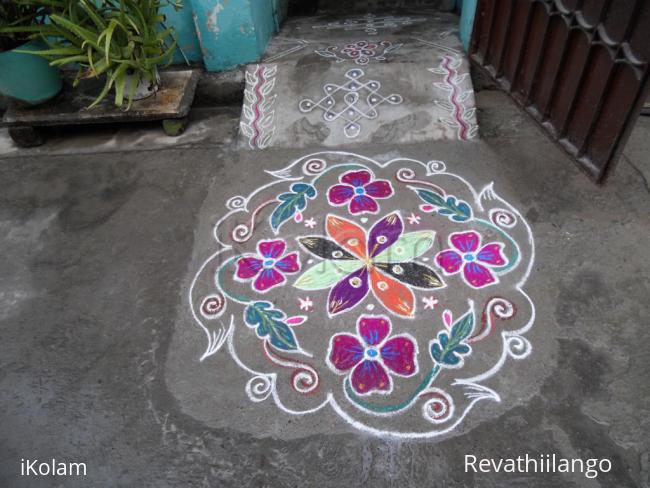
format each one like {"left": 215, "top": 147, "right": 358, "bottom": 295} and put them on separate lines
{"left": 240, "top": 64, "right": 278, "bottom": 150}
{"left": 190, "top": 151, "right": 535, "bottom": 438}
{"left": 299, "top": 69, "right": 404, "bottom": 138}
{"left": 312, "top": 14, "right": 426, "bottom": 35}
{"left": 265, "top": 38, "right": 310, "bottom": 62}
{"left": 430, "top": 55, "right": 478, "bottom": 140}
{"left": 315, "top": 40, "right": 403, "bottom": 65}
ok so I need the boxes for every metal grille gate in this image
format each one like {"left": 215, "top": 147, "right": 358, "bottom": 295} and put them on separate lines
{"left": 470, "top": 0, "right": 650, "bottom": 182}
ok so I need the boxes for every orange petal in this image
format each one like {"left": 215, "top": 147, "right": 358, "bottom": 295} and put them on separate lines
{"left": 369, "top": 268, "right": 415, "bottom": 317}
{"left": 327, "top": 215, "right": 367, "bottom": 258}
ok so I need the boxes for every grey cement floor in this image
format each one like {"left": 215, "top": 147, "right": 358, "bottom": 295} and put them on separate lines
{"left": 1, "top": 82, "right": 649, "bottom": 487}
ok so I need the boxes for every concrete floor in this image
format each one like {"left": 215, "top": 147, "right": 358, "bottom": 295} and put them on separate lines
{"left": 1, "top": 79, "right": 649, "bottom": 487}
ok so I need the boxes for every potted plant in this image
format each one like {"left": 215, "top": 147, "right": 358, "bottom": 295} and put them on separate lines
{"left": 11, "top": 0, "right": 179, "bottom": 110}
{"left": 0, "top": 0, "right": 63, "bottom": 105}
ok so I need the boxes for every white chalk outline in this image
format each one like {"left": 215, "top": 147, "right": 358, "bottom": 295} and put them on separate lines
{"left": 188, "top": 151, "right": 536, "bottom": 439}
{"left": 312, "top": 13, "right": 427, "bottom": 35}
{"left": 298, "top": 68, "right": 403, "bottom": 139}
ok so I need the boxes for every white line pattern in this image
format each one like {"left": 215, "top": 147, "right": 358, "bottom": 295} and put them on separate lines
{"left": 188, "top": 152, "right": 536, "bottom": 438}
{"left": 298, "top": 68, "right": 403, "bottom": 138}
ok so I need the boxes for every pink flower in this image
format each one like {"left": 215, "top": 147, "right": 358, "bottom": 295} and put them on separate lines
{"left": 236, "top": 239, "right": 300, "bottom": 293}
{"left": 327, "top": 170, "right": 393, "bottom": 214}
{"left": 435, "top": 231, "right": 507, "bottom": 288}
{"left": 327, "top": 315, "right": 418, "bottom": 395}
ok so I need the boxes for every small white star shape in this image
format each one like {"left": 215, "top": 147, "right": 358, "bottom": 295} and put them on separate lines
{"left": 304, "top": 218, "right": 317, "bottom": 229}
{"left": 422, "top": 296, "right": 439, "bottom": 310}
{"left": 407, "top": 213, "right": 421, "bottom": 225}
{"left": 299, "top": 297, "right": 314, "bottom": 311}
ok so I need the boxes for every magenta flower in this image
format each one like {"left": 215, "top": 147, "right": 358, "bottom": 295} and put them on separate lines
{"left": 435, "top": 231, "right": 507, "bottom": 288}
{"left": 236, "top": 239, "right": 300, "bottom": 293}
{"left": 328, "top": 170, "right": 393, "bottom": 214}
{"left": 328, "top": 315, "right": 418, "bottom": 395}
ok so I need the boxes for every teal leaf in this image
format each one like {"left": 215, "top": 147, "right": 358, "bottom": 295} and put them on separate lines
{"left": 291, "top": 182, "right": 317, "bottom": 198}
{"left": 270, "top": 183, "right": 316, "bottom": 232}
{"left": 244, "top": 301, "right": 298, "bottom": 351}
{"left": 430, "top": 309, "right": 475, "bottom": 367}
{"left": 417, "top": 189, "right": 472, "bottom": 222}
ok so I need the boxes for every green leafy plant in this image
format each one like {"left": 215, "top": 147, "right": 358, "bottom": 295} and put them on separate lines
{"left": 6, "top": 0, "right": 180, "bottom": 109}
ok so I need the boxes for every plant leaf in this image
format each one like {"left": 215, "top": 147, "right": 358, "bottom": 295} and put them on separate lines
{"left": 430, "top": 308, "right": 474, "bottom": 367}
{"left": 244, "top": 301, "right": 298, "bottom": 351}
{"left": 417, "top": 189, "right": 472, "bottom": 222}
{"left": 270, "top": 183, "right": 316, "bottom": 232}
{"left": 111, "top": 62, "right": 129, "bottom": 107}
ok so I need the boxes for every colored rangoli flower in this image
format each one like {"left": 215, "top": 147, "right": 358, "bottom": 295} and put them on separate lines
{"left": 328, "top": 315, "right": 418, "bottom": 395}
{"left": 435, "top": 231, "right": 507, "bottom": 288}
{"left": 294, "top": 213, "right": 444, "bottom": 317}
{"left": 328, "top": 170, "right": 393, "bottom": 214}
{"left": 236, "top": 239, "right": 300, "bottom": 292}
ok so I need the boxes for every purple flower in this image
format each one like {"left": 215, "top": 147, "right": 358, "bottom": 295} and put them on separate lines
{"left": 236, "top": 239, "right": 300, "bottom": 292}
{"left": 328, "top": 315, "right": 418, "bottom": 395}
{"left": 295, "top": 213, "right": 444, "bottom": 317}
{"left": 435, "top": 231, "right": 507, "bottom": 288}
{"left": 327, "top": 170, "right": 393, "bottom": 214}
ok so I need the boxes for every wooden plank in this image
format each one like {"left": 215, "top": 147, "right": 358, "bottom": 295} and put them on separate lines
{"left": 2, "top": 70, "right": 200, "bottom": 127}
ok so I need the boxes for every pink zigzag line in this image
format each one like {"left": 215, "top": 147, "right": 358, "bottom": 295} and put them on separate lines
{"left": 250, "top": 65, "right": 267, "bottom": 149}
{"left": 441, "top": 55, "right": 471, "bottom": 140}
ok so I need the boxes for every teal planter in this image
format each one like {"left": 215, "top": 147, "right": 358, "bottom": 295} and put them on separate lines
{"left": 0, "top": 41, "right": 62, "bottom": 105}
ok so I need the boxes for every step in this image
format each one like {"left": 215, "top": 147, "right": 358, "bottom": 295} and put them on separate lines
{"left": 238, "top": 11, "right": 478, "bottom": 149}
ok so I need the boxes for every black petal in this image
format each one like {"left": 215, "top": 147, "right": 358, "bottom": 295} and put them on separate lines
{"left": 373, "top": 262, "right": 444, "bottom": 289}
{"left": 298, "top": 236, "right": 357, "bottom": 260}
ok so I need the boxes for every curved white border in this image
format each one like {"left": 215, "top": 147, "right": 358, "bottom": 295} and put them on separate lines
{"left": 188, "top": 151, "right": 536, "bottom": 438}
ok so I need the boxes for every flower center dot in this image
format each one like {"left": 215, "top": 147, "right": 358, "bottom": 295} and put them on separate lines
{"left": 464, "top": 253, "right": 475, "bottom": 262}
{"left": 263, "top": 258, "right": 275, "bottom": 267}
{"left": 366, "top": 347, "right": 378, "bottom": 358}
{"left": 349, "top": 277, "right": 363, "bottom": 288}
{"left": 354, "top": 187, "right": 365, "bottom": 195}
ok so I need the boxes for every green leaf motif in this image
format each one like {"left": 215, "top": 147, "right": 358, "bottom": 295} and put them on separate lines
{"left": 270, "top": 183, "right": 317, "bottom": 232}
{"left": 417, "top": 189, "right": 472, "bottom": 222}
{"left": 244, "top": 301, "right": 298, "bottom": 351}
{"left": 294, "top": 260, "right": 363, "bottom": 290}
{"left": 373, "top": 230, "right": 436, "bottom": 263}
{"left": 430, "top": 309, "right": 475, "bottom": 367}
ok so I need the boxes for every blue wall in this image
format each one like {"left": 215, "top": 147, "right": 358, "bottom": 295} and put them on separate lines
{"left": 161, "top": 2, "right": 203, "bottom": 63}
{"left": 459, "top": 0, "right": 478, "bottom": 51}
{"left": 188, "top": 0, "right": 284, "bottom": 71}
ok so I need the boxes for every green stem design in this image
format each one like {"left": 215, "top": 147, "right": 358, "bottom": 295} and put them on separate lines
{"left": 216, "top": 255, "right": 252, "bottom": 304}
{"left": 475, "top": 218, "right": 520, "bottom": 274}
{"left": 345, "top": 365, "right": 441, "bottom": 413}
